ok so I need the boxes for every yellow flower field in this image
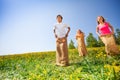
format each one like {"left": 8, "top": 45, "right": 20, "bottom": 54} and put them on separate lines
{"left": 0, "top": 47, "right": 120, "bottom": 80}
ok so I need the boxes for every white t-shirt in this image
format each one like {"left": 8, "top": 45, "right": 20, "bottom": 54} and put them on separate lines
{"left": 54, "top": 22, "right": 69, "bottom": 38}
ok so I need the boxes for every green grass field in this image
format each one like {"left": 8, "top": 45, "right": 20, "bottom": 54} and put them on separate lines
{"left": 0, "top": 47, "right": 120, "bottom": 80}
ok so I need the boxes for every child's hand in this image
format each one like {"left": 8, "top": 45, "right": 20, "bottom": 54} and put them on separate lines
{"left": 55, "top": 34, "right": 57, "bottom": 38}
{"left": 65, "top": 34, "right": 68, "bottom": 38}
{"left": 99, "top": 35, "right": 102, "bottom": 37}
{"left": 111, "top": 31, "right": 114, "bottom": 35}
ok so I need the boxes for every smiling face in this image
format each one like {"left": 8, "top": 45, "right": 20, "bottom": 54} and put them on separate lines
{"left": 56, "top": 15, "right": 63, "bottom": 23}
{"left": 97, "top": 16, "right": 105, "bottom": 24}
{"left": 97, "top": 16, "right": 103, "bottom": 23}
{"left": 77, "top": 29, "right": 82, "bottom": 34}
{"left": 57, "top": 16, "right": 62, "bottom": 23}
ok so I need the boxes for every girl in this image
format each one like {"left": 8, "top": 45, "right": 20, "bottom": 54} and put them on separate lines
{"left": 96, "top": 16, "right": 119, "bottom": 55}
{"left": 76, "top": 29, "right": 87, "bottom": 56}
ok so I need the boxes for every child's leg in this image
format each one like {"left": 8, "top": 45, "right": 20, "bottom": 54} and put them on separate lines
{"left": 77, "top": 39, "right": 83, "bottom": 56}
{"left": 82, "top": 44, "right": 87, "bottom": 56}
{"left": 56, "top": 42, "right": 62, "bottom": 65}
{"left": 108, "top": 35, "right": 120, "bottom": 54}
{"left": 100, "top": 36, "right": 110, "bottom": 55}
{"left": 61, "top": 38, "right": 69, "bottom": 66}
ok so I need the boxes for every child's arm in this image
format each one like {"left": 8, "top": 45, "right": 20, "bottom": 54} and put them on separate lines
{"left": 54, "top": 29, "right": 57, "bottom": 38}
{"left": 65, "top": 27, "right": 70, "bottom": 37}
{"left": 108, "top": 22, "right": 114, "bottom": 34}
{"left": 75, "top": 34, "right": 82, "bottom": 39}
{"left": 75, "top": 33, "right": 79, "bottom": 39}
{"left": 76, "top": 36, "right": 78, "bottom": 40}
{"left": 96, "top": 26, "right": 100, "bottom": 37}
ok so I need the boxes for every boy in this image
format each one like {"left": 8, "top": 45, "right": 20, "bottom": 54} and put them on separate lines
{"left": 53, "top": 15, "right": 70, "bottom": 66}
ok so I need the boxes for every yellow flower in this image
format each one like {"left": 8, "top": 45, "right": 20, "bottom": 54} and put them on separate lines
{"left": 107, "top": 72, "right": 111, "bottom": 76}
{"left": 104, "top": 64, "right": 120, "bottom": 73}
{"left": 77, "top": 78, "right": 80, "bottom": 80}
{"left": 103, "top": 54, "right": 106, "bottom": 57}
{"left": 104, "top": 64, "right": 111, "bottom": 69}
{"left": 43, "top": 69, "right": 47, "bottom": 74}
{"left": 113, "top": 66, "right": 120, "bottom": 73}
{"left": 70, "top": 74, "right": 73, "bottom": 79}
{"left": 35, "top": 64, "right": 40, "bottom": 69}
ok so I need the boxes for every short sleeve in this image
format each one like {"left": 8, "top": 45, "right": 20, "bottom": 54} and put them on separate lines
{"left": 53, "top": 24, "right": 56, "bottom": 30}
{"left": 64, "top": 24, "right": 69, "bottom": 28}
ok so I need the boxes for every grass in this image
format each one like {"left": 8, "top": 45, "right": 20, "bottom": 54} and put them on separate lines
{"left": 0, "top": 47, "right": 120, "bottom": 80}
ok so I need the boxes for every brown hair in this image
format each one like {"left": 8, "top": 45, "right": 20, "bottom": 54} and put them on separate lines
{"left": 78, "top": 29, "right": 83, "bottom": 33}
{"left": 56, "top": 15, "right": 63, "bottom": 20}
{"left": 97, "top": 16, "right": 105, "bottom": 24}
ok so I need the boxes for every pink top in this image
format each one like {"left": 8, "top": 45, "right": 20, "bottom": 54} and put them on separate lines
{"left": 98, "top": 22, "right": 111, "bottom": 35}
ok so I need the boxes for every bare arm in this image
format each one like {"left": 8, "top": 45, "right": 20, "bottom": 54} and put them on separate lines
{"left": 53, "top": 29, "right": 57, "bottom": 38}
{"left": 108, "top": 22, "right": 114, "bottom": 34}
{"left": 65, "top": 27, "right": 70, "bottom": 37}
{"left": 75, "top": 33, "right": 79, "bottom": 40}
{"left": 96, "top": 26, "right": 100, "bottom": 36}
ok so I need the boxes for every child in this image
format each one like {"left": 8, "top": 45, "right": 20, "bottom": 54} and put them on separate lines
{"left": 96, "top": 16, "right": 119, "bottom": 55}
{"left": 53, "top": 15, "right": 70, "bottom": 66}
{"left": 76, "top": 29, "right": 87, "bottom": 56}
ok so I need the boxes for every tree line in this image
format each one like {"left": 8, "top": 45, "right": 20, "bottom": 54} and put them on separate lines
{"left": 69, "top": 28, "right": 120, "bottom": 49}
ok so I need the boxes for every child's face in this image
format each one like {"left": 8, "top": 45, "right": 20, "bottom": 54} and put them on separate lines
{"left": 77, "top": 30, "right": 81, "bottom": 34}
{"left": 97, "top": 17, "right": 103, "bottom": 23}
{"left": 77, "top": 30, "right": 80, "bottom": 33}
{"left": 57, "top": 16, "right": 62, "bottom": 23}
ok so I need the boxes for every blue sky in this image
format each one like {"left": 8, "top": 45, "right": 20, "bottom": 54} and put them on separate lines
{"left": 0, "top": 0, "right": 120, "bottom": 55}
